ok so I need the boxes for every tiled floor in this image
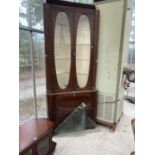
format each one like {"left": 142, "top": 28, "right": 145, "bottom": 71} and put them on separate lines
{"left": 53, "top": 100, "right": 135, "bottom": 155}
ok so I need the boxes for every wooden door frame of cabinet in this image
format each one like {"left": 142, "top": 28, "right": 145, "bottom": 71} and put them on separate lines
{"left": 44, "top": 2, "right": 99, "bottom": 93}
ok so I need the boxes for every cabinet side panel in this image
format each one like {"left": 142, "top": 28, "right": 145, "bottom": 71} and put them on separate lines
{"left": 95, "top": 0, "right": 124, "bottom": 94}
{"left": 95, "top": 0, "right": 124, "bottom": 123}
{"left": 116, "top": 9, "right": 132, "bottom": 122}
{"left": 97, "top": 92, "right": 115, "bottom": 123}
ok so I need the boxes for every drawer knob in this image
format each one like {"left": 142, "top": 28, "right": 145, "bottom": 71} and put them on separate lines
{"left": 33, "top": 137, "right": 38, "bottom": 141}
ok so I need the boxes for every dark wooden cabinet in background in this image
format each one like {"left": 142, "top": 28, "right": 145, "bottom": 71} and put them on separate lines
{"left": 43, "top": 0, "right": 99, "bottom": 127}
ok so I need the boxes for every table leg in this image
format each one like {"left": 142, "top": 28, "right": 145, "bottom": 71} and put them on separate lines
{"left": 32, "top": 145, "right": 38, "bottom": 155}
{"left": 48, "top": 133, "right": 56, "bottom": 155}
{"left": 48, "top": 134, "right": 51, "bottom": 154}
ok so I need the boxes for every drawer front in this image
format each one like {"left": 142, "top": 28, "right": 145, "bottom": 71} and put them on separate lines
{"left": 47, "top": 91, "right": 97, "bottom": 127}
{"left": 55, "top": 93, "right": 93, "bottom": 109}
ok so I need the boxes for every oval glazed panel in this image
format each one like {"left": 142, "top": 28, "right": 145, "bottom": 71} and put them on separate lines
{"left": 54, "top": 12, "right": 71, "bottom": 89}
{"left": 76, "top": 15, "right": 91, "bottom": 88}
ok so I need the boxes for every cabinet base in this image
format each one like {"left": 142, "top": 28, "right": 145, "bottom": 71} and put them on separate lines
{"left": 96, "top": 112, "right": 123, "bottom": 131}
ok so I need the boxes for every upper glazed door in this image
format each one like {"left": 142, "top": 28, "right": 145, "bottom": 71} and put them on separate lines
{"left": 44, "top": 3, "right": 97, "bottom": 92}
{"left": 75, "top": 11, "right": 95, "bottom": 90}
{"left": 54, "top": 12, "right": 71, "bottom": 89}
{"left": 46, "top": 6, "right": 74, "bottom": 92}
{"left": 76, "top": 14, "right": 91, "bottom": 88}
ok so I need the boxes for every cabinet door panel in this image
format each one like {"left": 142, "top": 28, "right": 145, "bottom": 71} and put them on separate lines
{"left": 76, "top": 15, "right": 91, "bottom": 88}
{"left": 54, "top": 12, "right": 71, "bottom": 89}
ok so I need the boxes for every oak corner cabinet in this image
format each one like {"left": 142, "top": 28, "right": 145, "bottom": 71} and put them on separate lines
{"left": 43, "top": 0, "right": 99, "bottom": 127}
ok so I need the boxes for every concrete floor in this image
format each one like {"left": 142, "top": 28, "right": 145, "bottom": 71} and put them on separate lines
{"left": 53, "top": 100, "right": 135, "bottom": 155}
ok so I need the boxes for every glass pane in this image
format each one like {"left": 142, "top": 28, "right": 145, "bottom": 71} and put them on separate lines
{"left": 19, "top": 30, "right": 35, "bottom": 123}
{"left": 54, "top": 12, "right": 71, "bottom": 89}
{"left": 63, "top": 0, "right": 93, "bottom": 4}
{"left": 128, "top": 0, "right": 135, "bottom": 66}
{"left": 54, "top": 103, "right": 96, "bottom": 135}
{"left": 78, "top": 0, "right": 93, "bottom": 3}
{"left": 76, "top": 15, "right": 91, "bottom": 88}
{"left": 19, "top": 0, "right": 30, "bottom": 27}
{"left": 31, "top": 0, "right": 44, "bottom": 30}
{"left": 32, "top": 33, "right": 47, "bottom": 118}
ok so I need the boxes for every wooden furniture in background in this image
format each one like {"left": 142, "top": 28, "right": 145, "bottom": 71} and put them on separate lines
{"left": 19, "top": 119, "right": 56, "bottom": 155}
{"left": 130, "top": 118, "right": 135, "bottom": 155}
{"left": 130, "top": 152, "right": 135, "bottom": 155}
{"left": 131, "top": 118, "right": 135, "bottom": 138}
{"left": 43, "top": 0, "right": 99, "bottom": 127}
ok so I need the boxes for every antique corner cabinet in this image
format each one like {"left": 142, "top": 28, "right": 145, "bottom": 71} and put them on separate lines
{"left": 43, "top": 0, "right": 99, "bottom": 127}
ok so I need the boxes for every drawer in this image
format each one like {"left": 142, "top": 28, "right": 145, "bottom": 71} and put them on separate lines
{"left": 55, "top": 95, "right": 92, "bottom": 108}
{"left": 47, "top": 91, "right": 97, "bottom": 127}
